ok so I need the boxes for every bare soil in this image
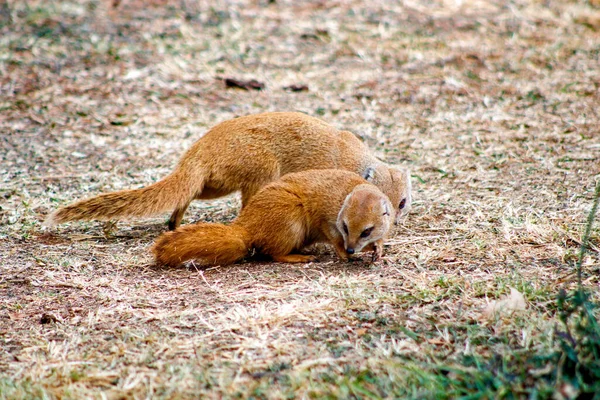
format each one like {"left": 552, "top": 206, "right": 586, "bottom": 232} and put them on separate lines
{"left": 1, "top": 0, "right": 599, "bottom": 398}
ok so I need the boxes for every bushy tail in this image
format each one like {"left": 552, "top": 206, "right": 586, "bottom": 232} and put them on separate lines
{"left": 152, "top": 222, "right": 251, "bottom": 267}
{"left": 44, "top": 170, "right": 200, "bottom": 226}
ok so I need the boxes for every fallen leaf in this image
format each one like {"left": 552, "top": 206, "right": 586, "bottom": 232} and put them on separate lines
{"left": 223, "top": 78, "right": 265, "bottom": 91}
{"left": 283, "top": 84, "right": 309, "bottom": 92}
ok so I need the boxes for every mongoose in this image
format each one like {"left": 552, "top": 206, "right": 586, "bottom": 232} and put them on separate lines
{"left": 45, "top": 112, "right": 411, "bottom": 230}
{"left": 152, "top": 169, "right": 393, "bottom": 267}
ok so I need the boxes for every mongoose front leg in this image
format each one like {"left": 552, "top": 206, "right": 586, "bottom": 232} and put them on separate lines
{"left": 328, "top": 234, "right": 350, "bottom": 262}
{"left": 333, "top": 242, "right": 350, "bottom": 262}
{"left": 370, "top": 239, "right": 384, "bottom": 262}
{"left": 272, "top": 254, "right": 316, "bottom": 263}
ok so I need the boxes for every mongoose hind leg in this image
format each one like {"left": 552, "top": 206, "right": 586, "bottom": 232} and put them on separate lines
{"left": 272, "top": 254, "right": 316, "bottom": 263}
{"left": 168, "top": 200, "right": 191, "bottom": 230}
{"left": 168, "top": 185, "right": 238, "bottom": 230}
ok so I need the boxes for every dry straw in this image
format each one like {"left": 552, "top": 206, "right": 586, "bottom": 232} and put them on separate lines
{"left": 1, "top": 0, "right": 599, "bottom": 397}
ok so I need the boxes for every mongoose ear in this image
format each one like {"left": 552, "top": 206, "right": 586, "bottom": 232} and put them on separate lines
{"left": 404, "top": 169, "right": 412, "bottom": 193}
{"left": 363, "top": 166, "right": 376, "bottom": 182}
{"left": 382, "top": 199, "right": 391, "bottom": 216}
{"left": 342, "top": 130, "right": 365, "bottom": 142}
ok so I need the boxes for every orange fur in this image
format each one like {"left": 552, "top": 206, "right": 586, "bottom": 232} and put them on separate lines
{"left": 46, "top": 112, "right": 410, "bottom": 229}
{"left": 153, "top": 223, "right": 250, "bottom": 267}
{"left": 152, "top": 170, "right": 393, "bottom": 267}
{"left": 45, "top": 171, "right": 196, "bottom": 226}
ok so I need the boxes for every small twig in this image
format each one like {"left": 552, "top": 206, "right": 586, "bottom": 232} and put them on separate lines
{"left": 39, "top": 174, "right": 87, "bottom": 181}
{"left": 30, "top": 280, "right": 83, "bottom": 290}
{"left": 205, "top": 264, "right": 225, "bottom": 272}
{"left": 192, "top": 262, "right": 222, "bottom": 294}
{"left": 385, "top": 235, "right": 444, "bottom": 246}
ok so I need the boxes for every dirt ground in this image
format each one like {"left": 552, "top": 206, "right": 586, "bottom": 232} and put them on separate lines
{"left": 1, "top": 0, "right": 599, "bottom": 398}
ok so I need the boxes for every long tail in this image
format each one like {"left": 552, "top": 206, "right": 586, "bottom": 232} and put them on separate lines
{"left": 44, "top": 170, "right": 201, "bottom": 226}
{"left": 152, "top": 223, "right": 251, "bottom": 267}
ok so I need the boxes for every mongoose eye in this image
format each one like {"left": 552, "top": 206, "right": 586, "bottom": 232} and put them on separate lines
{"left": 399, "top": 199, "right": 406, "bottom": 210}
{"left": 343, "top": 223, "right": 349, "bottom": 235}
{"left": 360, "top": 227, "right": 373, "bottom": 238}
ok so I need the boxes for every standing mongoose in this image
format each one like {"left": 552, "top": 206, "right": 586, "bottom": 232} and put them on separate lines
{"left": 152, "top": 169, "right": 393, "bottom": 267}
{"left": 45, "top": 112, "right": 411, "bottom": 230}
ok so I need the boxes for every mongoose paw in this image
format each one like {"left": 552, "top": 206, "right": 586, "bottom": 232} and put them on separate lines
{"left": 272, "top": 254, "right": 316, "bottom": 264}
{"left": 371, "top": 251, "right": 380, "bottom": 263}
{"left": 167, "top": 217, "right": 181, "bottom": 231}
{"left": 335, "top": 252, "right": 349, "bottom": 262}
{"left": 371, "top": 243, "right": 384, "bottom": 263}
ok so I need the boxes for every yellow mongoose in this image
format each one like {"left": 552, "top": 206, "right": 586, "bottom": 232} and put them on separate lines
{"left": 152, "top": 169, "right": 393, "bottom": 267}
{"left": 45, "top": 112, "right": 411, "bottom": 230}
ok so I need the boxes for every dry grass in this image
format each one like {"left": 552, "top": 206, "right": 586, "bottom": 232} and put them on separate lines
{"left": 1, "top": 0, "right": 600, "bottom": 398}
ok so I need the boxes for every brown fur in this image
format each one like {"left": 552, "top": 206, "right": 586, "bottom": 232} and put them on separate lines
{"left": 152, "top": 170, "right": 393, "bottom": 267}
{"left": 45, "top": 112, "right": 410, "bottom": 229}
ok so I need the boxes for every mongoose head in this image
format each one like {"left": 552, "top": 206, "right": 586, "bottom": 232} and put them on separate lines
{"left": 336, "top": 184, "right": 393, "bottom": 255}
{"left": 363, "top": 165, "right": 411, "bottom": 224}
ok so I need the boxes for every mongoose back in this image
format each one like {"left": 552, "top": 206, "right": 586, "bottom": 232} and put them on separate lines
{"left": 152, "top": 169, "right": 393, "bottom": 267}
{"left": 45, "top": 112, "right": 411, "bottom": 230}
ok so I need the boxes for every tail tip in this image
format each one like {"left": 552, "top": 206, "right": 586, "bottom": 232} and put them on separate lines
{"left": 42, "top": 211, "right": 59, "bottom": 227}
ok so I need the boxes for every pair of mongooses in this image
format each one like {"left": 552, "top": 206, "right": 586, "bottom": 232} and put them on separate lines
{"left": 45, "top": 112, "right": 411, "bottom": 266}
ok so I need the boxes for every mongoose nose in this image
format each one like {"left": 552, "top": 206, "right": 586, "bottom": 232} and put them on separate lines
{"left": 346, "top": 248, "right": 355, "bottom": 254}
